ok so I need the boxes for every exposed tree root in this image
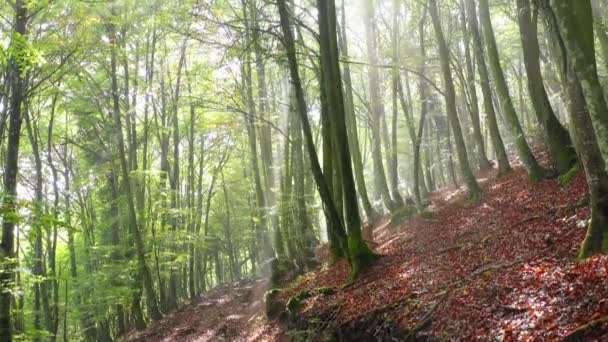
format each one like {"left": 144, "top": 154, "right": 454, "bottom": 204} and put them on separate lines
{"left": 564, "top": 315, "right": 608, "bottom": 342}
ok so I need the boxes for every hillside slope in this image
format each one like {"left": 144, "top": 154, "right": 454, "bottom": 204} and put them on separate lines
{"left": 128, "top": 161, "right": 608, "bottom": 341}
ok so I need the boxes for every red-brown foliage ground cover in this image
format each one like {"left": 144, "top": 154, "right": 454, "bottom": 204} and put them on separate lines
{"left": 129, "top": 157, "right": 608, "bottom": 341}
{"left": 263, "top": 165, "right": 608, "bottom": 340}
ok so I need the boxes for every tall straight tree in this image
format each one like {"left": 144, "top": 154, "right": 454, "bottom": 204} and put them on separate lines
{"left": 241, "top": 0, "right": 275, "bottom": 262}
{"left": 276, "top": 0, "right": 349, "bottom": 262}
{"left": 106, "top": 16, "right": 162, "bottom": 321}
{"left": 0, "top": 2, "right": 28, "bottom": 340}
{"left": 429, "top": 0, "right": 482, "bottom": 199}
{"left": 458, "top": 0, "right": 492, "bottom": 171}
{"left": 549, "top": 0, "right": 608, "bottom": 255}
{"left": 338, "top": 0, "right": 379, "bottom": 221}
{"left": 550, "top": 0, "right": 608, "bottom": 162}
{"left": 318, "top": 0, "right": 377, "bottom": 277}
{"left": 478, "top": 0, "right": 543, "bottom": 181}
{"left": 250, "top": 0, "right": 280, "bottom": 240}
{"left": 516, "top": 0, "right": 577, "bottom": 174}
{"left": 390, "top": 0, "right": 404, "bottom": 204}
{"left": 412, "top": 9, "right": 430, "bottom": 206}
{"left": 465, "top": 0, "right": 511, "bottom": 175}
{"left": 361, "top": 0, "right": 400, "bottom": 211}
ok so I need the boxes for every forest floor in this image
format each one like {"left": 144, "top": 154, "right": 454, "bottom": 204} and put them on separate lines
{"left": 127, "top": 150, "right": 608, "bottom": 341}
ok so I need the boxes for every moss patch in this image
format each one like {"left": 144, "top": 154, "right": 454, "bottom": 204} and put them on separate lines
{"left": 559, "top": 163, "right": 580, "bottom": 187}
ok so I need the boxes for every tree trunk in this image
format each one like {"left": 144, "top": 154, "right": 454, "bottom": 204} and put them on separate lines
{"left": 361, "top": 0, "right": 398, "bottom": 211}
{"left": 458, "top": 0, "right": 492, "bottom": 171}
{"left": 241, "top": 2, "right": 275, "bottom": 262}
{"left": 414, "top": 11, "right": 430, "bottom": 206}
{"left": 166, "top": 41, "right": 187, "bottom": 313}
{"left": 276, "top": 0, "right": 349, "bottom": 262}
{"left": 429, "top": 0, "right": 482, "bottom": 198}
{"left": 465, "top": 0, "right": 512, "bottom": 175}
{"left": 548, "top": 0, "right": 608, "bottom": 255}
{"left": 0, "top": 3, "right": 27, "bottom": 340}
{"left": 551, "top": 0, "right": 608, "bottom": 162}
{"left": 478, "top": 0, "right": 543, "bottom": 181}
{"left": 318, "top": 0, "right": 378, "bottom": 278}
{"left": 338, "top": 0, "right": 379, "bottom": 221}
{"left": 107, "top": 19, "right": 161, "bottom": 321}
{"left": 251, "top": 3, "right": 281, "bottom": 247}
{"left": 516, "top": 0, "right": 577, "bottom": 174}
{"left": 390, "top": 0, "right": 405, "bottom": 205}
{"left": 24, "top": 105, "right": 52, "bottom": 337}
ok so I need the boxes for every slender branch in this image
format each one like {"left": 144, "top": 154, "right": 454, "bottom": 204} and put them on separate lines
{"left": 339, "top": 58, "right": 446, "bottom": 96}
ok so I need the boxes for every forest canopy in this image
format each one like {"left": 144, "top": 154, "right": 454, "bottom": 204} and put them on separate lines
{"left": 1, "top": 0, "right": 608, "bottom": 340}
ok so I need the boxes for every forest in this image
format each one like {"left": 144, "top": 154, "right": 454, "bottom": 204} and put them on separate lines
{"left": 1, "top": 0, "right": 608, "bottom": 340}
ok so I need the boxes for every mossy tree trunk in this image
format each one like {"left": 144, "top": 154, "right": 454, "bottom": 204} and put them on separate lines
{"left": 547, "top": 0, "right": 608, "bottom": 256}
{"left": 276, "top": 0, "right": 349, "bottom": 261}
{"left": 479, "top": 0, "right": 543, "bottom": 181}
{"left": 318, "top": 0, "right": 378, "bottom": 277}
{"left": 551, "top": 0, "right": 608, "bottom": 162}
{"left": 516, "top": 0, "right": 577, "bottom": 174}
{"left": 337, "top": 3, "right": 379, "bottom": 221}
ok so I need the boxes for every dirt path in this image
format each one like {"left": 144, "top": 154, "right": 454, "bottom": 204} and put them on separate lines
{"left": 125, "top": 279, "right": 281, "bottom": 341}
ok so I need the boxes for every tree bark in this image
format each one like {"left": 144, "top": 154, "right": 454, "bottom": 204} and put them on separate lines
{"left": 0, "top": 3, "right": 27, "bottom": 340}
{"left": 338, "top": 0, "right": 379, "bottom": 221}
{"left": 459, "top": 0, "right": 492, "bottom": 171}
{"left": 361, "top": 0, "right": 398, "bottom": 212}
{"left": 429, "top": 0, "right": 482, "bottom": 198}
{"left": 479, "top": 0, "right": 543, "bottom": 181}
{"left": 318, "top": 0, "right": 378, "bottom": 277}
{"left": 465, "top": 0, "right": 512, "bottom": 175}
{"left": 548, "top": 0, "right": 608, "bottom": 255}
{"left": 107, "top": 19, "right": 161, "bottom": 321}
{"left": 276, "top": 0, "right": 349, "bottom": 262}
{"left": 551, "top": 0, "right": 608, "bottom": 162}
{"left": 516, "top": 0, "right": 577, "bottom": 174}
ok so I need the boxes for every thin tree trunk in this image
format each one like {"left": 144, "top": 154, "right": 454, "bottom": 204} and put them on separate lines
{"left": 276, "top": 0, "right": 349, "bottom": 262}
{"left": 459, "top": 0, "right": 492, "bottom": 170}
{"left": 107, "top": 18, "right": 161, "bottom": 321}
{"left": 361, "top": 0, "right": 398, "bottom": 211}
{"left": 465, "top": 0, "right": 511, "bottom": 175}
{"left": 24, "top": 105, "right": 52, "bottom": 337}
{"left": 413, "top": 11, "right": 430, "bottom": 206}
{"left": 0, "top": 3, "right": 27, "bottom": 339}
{"left": 338, "top": 0, "right": 379, "bottom": 221}
{"left": 429, "top": 0, "right": 481, "bottom": 198}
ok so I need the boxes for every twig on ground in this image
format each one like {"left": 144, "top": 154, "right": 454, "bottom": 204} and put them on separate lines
{"left": 405, "top": 290, "right": 451, "bottom": 340}
{"left": 437, "top": 244, "right": 466, "bottom": 255}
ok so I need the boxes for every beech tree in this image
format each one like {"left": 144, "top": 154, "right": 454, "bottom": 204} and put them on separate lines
{"left": 0, "top": 0, "right": 607, "bottom": 339}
